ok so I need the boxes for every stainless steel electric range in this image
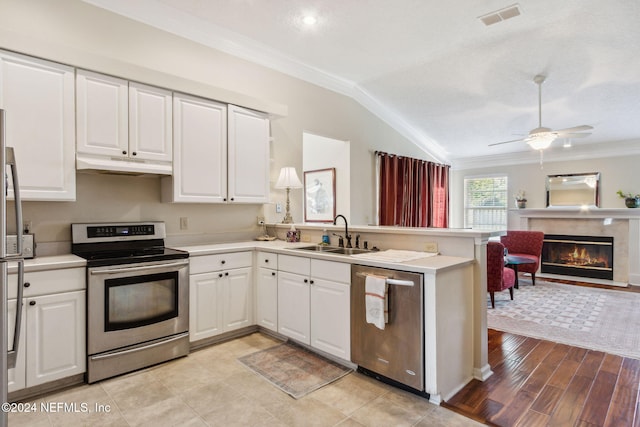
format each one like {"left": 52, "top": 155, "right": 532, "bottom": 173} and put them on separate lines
{"left": 71, "top": 221, "right": 189, "bottom": 383}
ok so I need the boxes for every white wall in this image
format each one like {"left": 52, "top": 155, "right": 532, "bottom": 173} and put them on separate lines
{"left": 0, "top": 0, "right": 433, "bottom": 249}
{"left": 302, "top": 132, "right": 350, "bottom": 222}
{"left": 451, "top": 154, "right": 640, "bottom": 229}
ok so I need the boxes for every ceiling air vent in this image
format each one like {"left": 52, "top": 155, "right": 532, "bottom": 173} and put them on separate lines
{"left": 478, "top": 4, "right": 521, "bottom": 26}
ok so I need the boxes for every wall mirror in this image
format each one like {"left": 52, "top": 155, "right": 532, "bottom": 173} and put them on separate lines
{"left": 546, "top": 172, "right": 600, "bottom": 207}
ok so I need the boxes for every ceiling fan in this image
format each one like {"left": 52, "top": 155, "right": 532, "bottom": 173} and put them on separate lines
{"left": 489, "top": 74, "right": 593, "bottom": 150}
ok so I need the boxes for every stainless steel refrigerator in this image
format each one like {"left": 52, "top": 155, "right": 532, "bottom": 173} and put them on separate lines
{"left": 1, "top": 109, "right": 25, "bottom": 427}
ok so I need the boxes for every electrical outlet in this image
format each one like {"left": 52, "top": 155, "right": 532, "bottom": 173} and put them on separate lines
{"left": 179, "top": 217, "right": 188, "bottom": 230}
{"left": 276, "top": 202, "right": 282, "bottom": 213}
{"left": 424, "top": 242, "right": 438, "bottom": 253}
{"left": 301, "top": 235, "right": 311, "bottom": 243}
{"left": 23, "top": 219, "right": 32, "bottom": 234}
{"left": 257, "top": 216, "right": 265, "bottom": 225}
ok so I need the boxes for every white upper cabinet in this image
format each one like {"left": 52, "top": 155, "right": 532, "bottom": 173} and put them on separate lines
{"left": 76, "top": 69, "right": 172, "bottom": 174}
{"left": 163, "top": 101, "right": 270, "bottom": 204}
{"left": 128, "top": 82, "right": 172, "bottom": 162}
{"left": 76, "top": 70, "right": 128, "bottom": 158}
{"left": 0, "top": 50, "right": 76, "bottom": 201}
{"left": 162, "top": 93, "right": 227, "bottom": 203}
{"left": 227, "top": 105, "right": 270, "bottom": 203}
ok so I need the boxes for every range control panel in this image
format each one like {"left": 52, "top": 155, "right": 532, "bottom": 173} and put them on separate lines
{"left": 87, "top": 224, "right": 155, "bottom": 238}
{"left": 71, "top": 222, "right": 166, "bottom": 244}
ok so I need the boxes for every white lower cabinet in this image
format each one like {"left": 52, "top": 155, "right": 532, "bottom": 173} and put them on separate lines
{"left": 277, "top": 255, "right": 351, "bottom": 360}
{"left": 189, "top": 252, "right": 253, "bottom": 342}
{"left": 7, "top": 267, "right": 86, "bottom": 393}
{"left": 277, "top": 270, "right": 311, "bottom": 344}
{"left": 26, "top": 291, "right": 86, "bottom": 387}
{"left": 255, "top": 252, "right": 278, "bottom": 332}
{"left": 310, "top": 277, "right": 351, "bottom": 361}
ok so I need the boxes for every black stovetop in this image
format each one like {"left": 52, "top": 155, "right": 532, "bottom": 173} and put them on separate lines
{"left": 72, "top": 240, "right": 189, "bottom": 267}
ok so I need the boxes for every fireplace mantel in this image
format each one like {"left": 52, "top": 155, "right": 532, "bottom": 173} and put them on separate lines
{"left": 512, "top": 209, "right": 640, "bottom": 286}
{"left": 512, "top": 208, "right": 640, "bottom": 219}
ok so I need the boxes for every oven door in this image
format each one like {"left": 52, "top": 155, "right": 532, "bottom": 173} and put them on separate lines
{"left": 87, "top": 259, "right": 189, "bottom": 355}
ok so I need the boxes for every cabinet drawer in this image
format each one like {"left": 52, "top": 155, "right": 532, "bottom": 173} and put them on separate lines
{"left": 8, "top": 268, "right": 86, "bottom": 299}
{"left": 278, "top": 255, "right": 310, "bottom": 276}
{"left": 190, "top": 251, "right": 252, "bottom": 274}
{"left": 311, "top": 260, "right": 350, "bottom": 283}
{"left": 257, "top": 252, "right": 278, "bottom": 269}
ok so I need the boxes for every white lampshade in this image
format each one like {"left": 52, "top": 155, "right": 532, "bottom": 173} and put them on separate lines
{"left": 526, "top": 133, "right": 556, "bottom": 150}
{"left": 275, "top": 167, "right": 303, "bottom": 189}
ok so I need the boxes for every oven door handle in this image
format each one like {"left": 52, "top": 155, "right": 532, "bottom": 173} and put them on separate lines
{"left": 90, "top": 260, "right": 188, "bottom": 275}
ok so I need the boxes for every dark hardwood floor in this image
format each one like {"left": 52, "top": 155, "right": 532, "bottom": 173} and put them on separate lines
{"left": 444, "top": 329, "right": 640, "bottom": 426}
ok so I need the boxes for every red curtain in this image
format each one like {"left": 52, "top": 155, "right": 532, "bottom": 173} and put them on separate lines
{"left": 378, "top": 152, "right": 449, "bottom": 227}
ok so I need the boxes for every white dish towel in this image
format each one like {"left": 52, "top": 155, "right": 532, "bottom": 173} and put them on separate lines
{"left": 365, "top": 274, "right": 388, "bottom": 330}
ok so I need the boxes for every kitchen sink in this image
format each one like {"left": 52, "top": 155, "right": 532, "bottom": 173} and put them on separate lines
{"left": 328, "top": 247, "right": 371, "bottom": 255}
{"left": 292, "top": 245, "right": 371, "bottom": 256}
{"left": 294, "top": 245, "right": 341, "bottom": 252}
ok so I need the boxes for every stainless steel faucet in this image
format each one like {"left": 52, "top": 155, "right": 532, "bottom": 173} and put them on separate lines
{"left": 333, "top": 214, "right": 352, "bottom": 248}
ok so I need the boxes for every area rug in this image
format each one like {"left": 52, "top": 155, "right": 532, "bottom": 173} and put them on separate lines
{"left": 238, "top": 342, "right": 352, "bottom": 399}
{"left": 487, "top": 279, "right": 640, "bottom": 360}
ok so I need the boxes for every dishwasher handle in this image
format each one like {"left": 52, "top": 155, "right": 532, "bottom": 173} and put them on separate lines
{"left": 386, "top": 278, "right": 414, "bottom": 287}
{"left": 355, "top": 272, "right": 414, "bottom": 287}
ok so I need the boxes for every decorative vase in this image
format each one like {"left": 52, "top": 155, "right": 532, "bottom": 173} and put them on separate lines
{"left": 516, "top": 200, "right": 527, "bottom": 209}
{"left": 624, "top": 197, "right": 640, "bottom": 208}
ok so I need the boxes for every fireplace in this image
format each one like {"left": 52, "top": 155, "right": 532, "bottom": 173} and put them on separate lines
{"left": 541, "top": 234, "right": 614, "bottom": 280}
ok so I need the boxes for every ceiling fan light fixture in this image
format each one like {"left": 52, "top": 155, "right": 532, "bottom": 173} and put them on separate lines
{"left": 526, "top": 133, "right": 555, "bottom": 150}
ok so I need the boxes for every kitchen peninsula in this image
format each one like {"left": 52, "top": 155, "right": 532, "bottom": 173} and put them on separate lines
{"left": 172, "top": 223, "right": 500, "bottom": 403}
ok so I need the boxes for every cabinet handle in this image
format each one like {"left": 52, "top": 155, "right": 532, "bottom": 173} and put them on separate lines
{"left": 122, "top": 150, "right": 127, "bottom": 155}
{"left": 230, "top": 198, "right": 234, "bottom": 201}
{"left": 304, "top": 279, "right": 308, "bottom": 283}
{"left": 221, "top": 260, "right": 226, "bottom": 264}
{"left": 225, "top": 272, "right": 229, "bottom": 276}
{"left": 218, "top": 273, "right": 223, "bottom": 278}
{"left": 264, "top": 259, "right": 269, "bottom": 263}
{"left": 132, "top": 152, "right": 137, "bottom": 156}
{"left": 29, "top": 301, "right": 36, "bottom": 306}
{"left": 223, "top": 198, "right": 227, "bottom": 201}
{"left": 310, "top": 280, "right": 314, "bottom": 284}
{"left": 23, "top": 282, "right": 30, "bottom": 288}
{"left": 271, "top": 272, "right": 276, "bottom": 276}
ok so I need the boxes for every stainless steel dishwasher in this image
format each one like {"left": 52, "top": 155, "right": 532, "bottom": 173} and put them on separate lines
{"left": 351, "top": 264, "right": 425, "bottom": 394}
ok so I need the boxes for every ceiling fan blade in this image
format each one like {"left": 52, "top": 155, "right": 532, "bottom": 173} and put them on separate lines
{"left": 560, "top": 132, "right": 591, "bottom": 138}
{"left": 489, "top": 138, "right": 524, "bottom": 146}
{"left": 554, "top": 125, "right": 593, "bottom": 134}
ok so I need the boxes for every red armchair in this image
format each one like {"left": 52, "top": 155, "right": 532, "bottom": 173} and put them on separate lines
{"left": 487, "top": 241, "right": 515, "bottom": 308}
{"left": 500, "top": 230, "right": 544, "bottom": 285}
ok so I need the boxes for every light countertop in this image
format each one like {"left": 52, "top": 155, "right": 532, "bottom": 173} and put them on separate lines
{"left": 175, "top": 240, "right": 474, "bottom": 275}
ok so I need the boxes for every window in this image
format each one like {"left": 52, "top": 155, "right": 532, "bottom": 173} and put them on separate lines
{"left": 464, "top": 176, "right": 507, "bottom": 229}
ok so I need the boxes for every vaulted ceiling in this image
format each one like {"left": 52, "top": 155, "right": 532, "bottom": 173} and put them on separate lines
{"left": 84, "top": 0, "right": 640, "bottom": 168}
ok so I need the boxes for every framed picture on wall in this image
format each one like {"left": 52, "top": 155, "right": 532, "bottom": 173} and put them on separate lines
{"left": 304, "top": 168, "right": 336, "bottom": 222}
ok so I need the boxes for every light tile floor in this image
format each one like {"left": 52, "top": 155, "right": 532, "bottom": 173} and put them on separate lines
{"left": 8, "top": 333, "right": 482, "bottom": 426}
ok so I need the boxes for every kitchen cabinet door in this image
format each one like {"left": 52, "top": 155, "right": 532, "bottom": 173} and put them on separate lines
{"left": 256, "top": 267, "right": 278, "bottom": 332}
{"left": 128, "top": 82, "right": 172, "bottom": 162}
{"left": 277, "top": 271, "right": 310, "bottom": 344}
{"left": 26, "top": 290, "right": 86, "bottom": 387}
{"left": 0, "top": 50, "right": 76, "bottom": 201}
{"left": 310, "top": 278, "right": 350, "bottom": 360}
{"left": 227, "top": 105, "right": 270, "bottom": 203}
{"left": 76, "top": 69, "right": 128, "bottom": 158}
{"left": 189, "top": 272, "right": 224, "bottom": 342}
{"left": 223, "top": 267, "right": 253, "bottom": 332}
{"left": 162, "top": 93, "right": 227, "bottom": 202}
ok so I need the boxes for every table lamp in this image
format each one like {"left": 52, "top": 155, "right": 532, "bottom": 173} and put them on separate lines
{"left": 275, "top": 167, "right": 303, "bottom": 223}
